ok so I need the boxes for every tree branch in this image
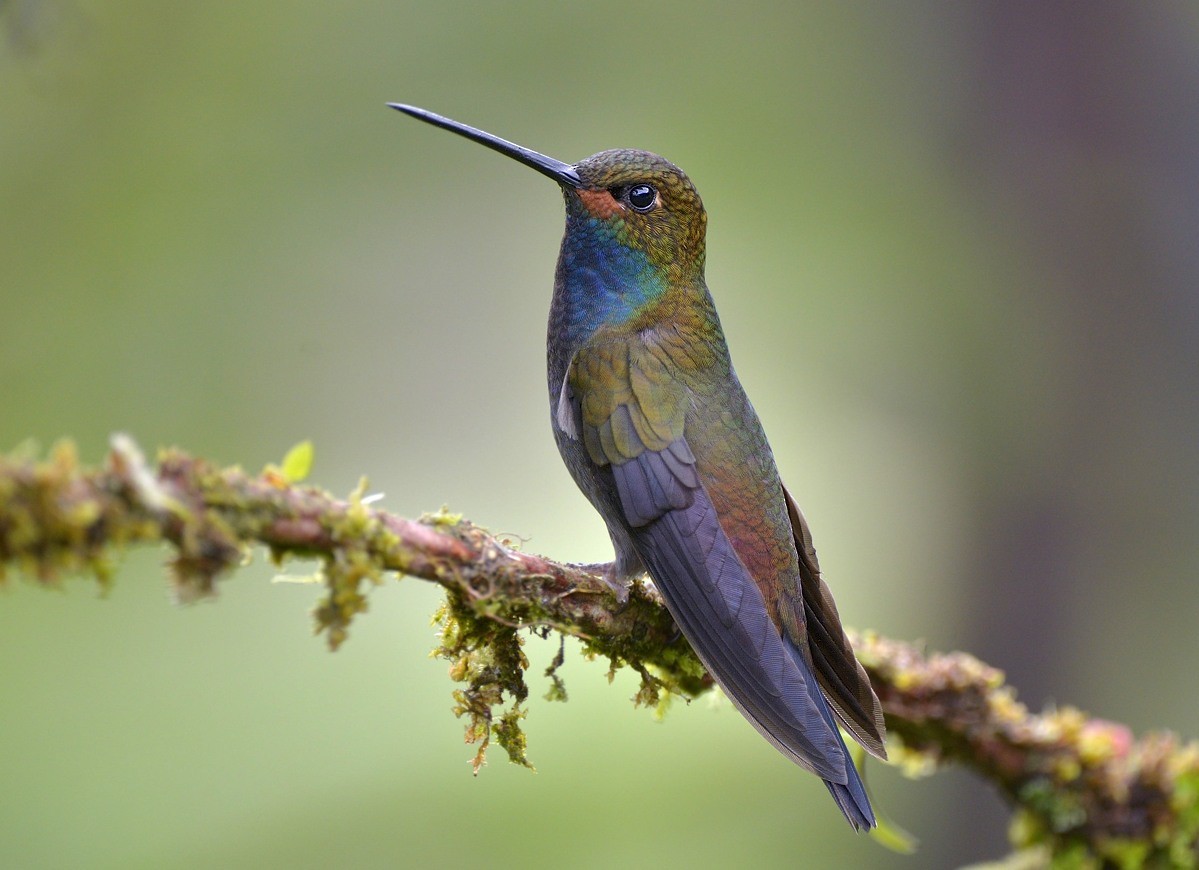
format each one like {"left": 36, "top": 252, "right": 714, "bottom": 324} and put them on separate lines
{"left": 2, "top": 436, "right": 1196, "bottom": 865}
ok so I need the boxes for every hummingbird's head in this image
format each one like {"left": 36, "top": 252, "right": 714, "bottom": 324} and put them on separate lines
{"left": 389, "top": 104, "right": 708, "bottom": 282}
{"left": 567, "top": 149, "right": 707, "bottom": 282}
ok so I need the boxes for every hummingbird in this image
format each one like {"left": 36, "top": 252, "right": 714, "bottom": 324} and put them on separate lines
{"left": 390, "top": 104, "right": 887, "bottom": 829}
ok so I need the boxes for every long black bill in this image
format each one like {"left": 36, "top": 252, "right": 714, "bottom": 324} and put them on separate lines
{"left": 388, "top": 103, "right": 581, "bottom": 188}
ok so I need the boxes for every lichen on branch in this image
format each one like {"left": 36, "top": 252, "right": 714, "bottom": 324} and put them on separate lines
{"left": 1, "top": 436, "right": 1197, "bottom": 866}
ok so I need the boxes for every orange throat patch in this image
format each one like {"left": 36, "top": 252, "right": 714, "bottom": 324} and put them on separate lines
{"left": 576, "top": 188, "right": 622, "bottom": 219}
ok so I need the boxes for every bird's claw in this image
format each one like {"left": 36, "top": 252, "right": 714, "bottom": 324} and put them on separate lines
{"left": 570, "top": 560, "right": 631, "bottom": 608}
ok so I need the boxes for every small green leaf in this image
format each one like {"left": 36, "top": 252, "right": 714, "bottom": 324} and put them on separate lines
{"left": 846, "top": 742, "right": 919, "bottom": 854}
{"left": 280, "top": 440, "right": 314, "bottom": 483}
{"left": 869, "top": 814, "right": 919, "bottom": 854}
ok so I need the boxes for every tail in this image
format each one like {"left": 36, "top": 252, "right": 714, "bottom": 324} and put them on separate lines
{"left": 814, "top": 674, "right": 875, "bottom": 830}
{"left": 803, "top": 634, "right": 875, "bottom": 830}
{"left": 823, "top": 743, "right": 875, "bottom": 830}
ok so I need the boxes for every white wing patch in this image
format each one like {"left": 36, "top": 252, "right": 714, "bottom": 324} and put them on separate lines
{"left": 555, "top": 365, "right": 580, "bottom": 440}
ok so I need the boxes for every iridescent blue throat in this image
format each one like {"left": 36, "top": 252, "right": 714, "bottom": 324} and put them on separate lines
{"left": 555, "top": 213, "right": 667, "bottom": 346}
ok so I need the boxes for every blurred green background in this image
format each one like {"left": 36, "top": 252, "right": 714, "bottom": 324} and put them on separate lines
{"left": 3, "top": 2, "right": 1197, "bottom": 867}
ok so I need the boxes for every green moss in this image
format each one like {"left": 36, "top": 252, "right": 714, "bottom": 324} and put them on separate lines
{"left": 1017, "top": 778, "right": 1087, "bottom": 834}
{"left": 0, "top": 439, "right": 145, "bottom": 592}
{"left": 423, "top": 506, "right": 464, "bottom": 528}
{"left": 494, "top": 706, "right": 533, "bottom": 771}
{"left": 543, "top": 636, "right": 569, "bottom": 702}
{"left": 432, "top": 590, "right": 532, "bottom": 773}
{"left": 312, "top": 547, "right": 382, "bottom": 650}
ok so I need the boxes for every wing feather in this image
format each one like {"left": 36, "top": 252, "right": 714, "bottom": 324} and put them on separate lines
{"left": 634, "top": 488, "right": 847, "bottom": 780}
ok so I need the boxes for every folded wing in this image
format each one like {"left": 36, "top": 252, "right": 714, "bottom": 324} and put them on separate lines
{"left": 560, "top": 337, "right": 876, "bottom": 827}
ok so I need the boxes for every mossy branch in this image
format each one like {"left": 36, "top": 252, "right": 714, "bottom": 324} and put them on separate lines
{"left": 2, "top": 436, "right": 1197, "bottom": 866}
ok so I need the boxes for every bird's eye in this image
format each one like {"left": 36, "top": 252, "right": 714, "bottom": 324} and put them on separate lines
{"left": 626, "top": 183, "right": 657, "bottom": 212}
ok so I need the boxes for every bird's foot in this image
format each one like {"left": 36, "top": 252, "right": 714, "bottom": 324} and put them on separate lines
{"left": 569, "top": 560, "right": 631, "bottom": 607}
